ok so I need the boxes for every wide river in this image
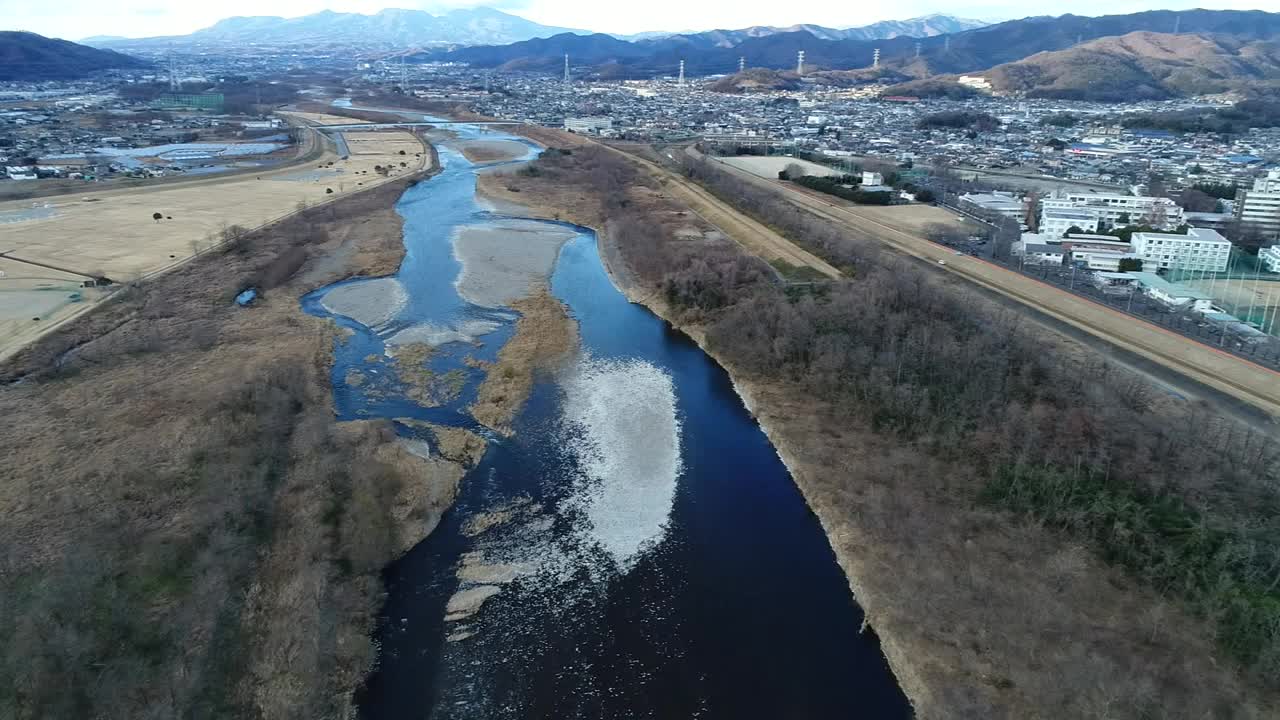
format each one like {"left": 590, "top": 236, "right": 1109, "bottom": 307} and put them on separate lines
{"left": 303, "top": 117, "right": 910, "bottom": 718}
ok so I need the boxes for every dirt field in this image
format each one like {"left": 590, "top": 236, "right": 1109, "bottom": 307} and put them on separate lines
{"left": 0, "top": 113, "right": 428, "bottom": 361}
{"left": 697, "top": 150, "right": 1280, "bottom": 419}
{"left": 721, "top": 155, "right": 843, "bottom": 179}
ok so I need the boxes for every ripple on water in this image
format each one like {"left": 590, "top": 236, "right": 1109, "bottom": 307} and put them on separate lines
{"left": 561, "top": 355, "right": 683, "bottom": 571}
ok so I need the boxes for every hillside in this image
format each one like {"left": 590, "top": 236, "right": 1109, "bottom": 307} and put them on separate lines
{"left": 430, "top": 9, "right": 1280, "bottom": 81}
{"left": 704, "top": 68, "right": 803, "bottom": 93}
{"left": 983, "top": 32, "right": 1280, "bottom": 100}
{"left": 85, "top": 8, "right": 585, "bottom": 49}
{"left": 0, "top": 31, "right": 147, "bottom": 81}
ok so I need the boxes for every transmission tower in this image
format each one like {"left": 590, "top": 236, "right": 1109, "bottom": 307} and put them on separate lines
{"left": 1173, "top": 14, "right": 1181, "bottom": 33}
{"left": 400, "top": 55, "right": 407, "bottom": 90}
{"left": 563, "top": 54, "right": 570, "bottom": 84}
{"left": 873, "top": 48, "right": 880, "bottom": 68}
{"left": 796, "top": 50, "right": 805, "bottom": 75}
{"left": 678, "top": 60, "right": 685, "bottom": 86}
{"left": 915, "top": 42, "right": 922, "bottom": 58}
{"left": 739, "top": 56, "right": 746, "bottom": 74}
{"left": 168, "top": 49, "right": 178, "bottom": 91}
{"left": 944, "top": 36, "right": 950, "bottom": 52}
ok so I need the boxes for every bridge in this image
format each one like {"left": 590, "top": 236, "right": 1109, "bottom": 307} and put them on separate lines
{"left": 311, "top": 121, "right": 528, "bottom": 131}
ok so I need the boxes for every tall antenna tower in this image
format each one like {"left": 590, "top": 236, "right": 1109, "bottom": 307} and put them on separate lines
{"left": 739, "top": 56, "right": 746, "bottom": 74}
{"left": 796, "top": 50, "right": 805, "bottom": 75}
{"left": 563, "top": 54, "right": 570, "bottom": 84}
{"left": 873, "top": 48, "right": 880, "bottom": 68}
{"left": 678, "top": 60, "right": 685, "bottom": 86}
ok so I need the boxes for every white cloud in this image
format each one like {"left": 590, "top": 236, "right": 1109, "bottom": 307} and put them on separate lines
{"left": 1, "top": 0, "right": 1276, "bottom": 41}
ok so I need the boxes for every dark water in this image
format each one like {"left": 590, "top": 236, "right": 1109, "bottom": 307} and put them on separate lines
{"left": 303, "top": 121, "right": 910, "bottom": 719}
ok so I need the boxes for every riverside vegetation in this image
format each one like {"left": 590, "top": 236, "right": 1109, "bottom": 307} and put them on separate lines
{"left": 0, "top": 159, "right": 485, "bottom": 718}
{"left": 494, "top": 142, "right": 1280, "bottom": 718}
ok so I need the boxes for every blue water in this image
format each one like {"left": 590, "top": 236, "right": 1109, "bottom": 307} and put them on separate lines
{"left": 304, "top": 120, "right": 910, "bottom": 718}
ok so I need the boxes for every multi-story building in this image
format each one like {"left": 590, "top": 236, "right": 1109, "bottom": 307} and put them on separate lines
{"left": 563, "top": 116, "right": 613, "bottom": 134}
{"left": 1041, "top": 209, "right": 1098, "bottom": 238}
{"left": 960, "top": 191, "right": 1025, "bottom": 223}
{"left": 1042, "top": 192, "right": 1185, "bottom": 231}
{"left": 1236, "top": 170, "right": 1280, "bottom": 241}
{"left": 1260, "top": 245, "right": 1280, "bottom": 273}
{"left": 1130, "top": 227, "right": 1232, "bottom": 273}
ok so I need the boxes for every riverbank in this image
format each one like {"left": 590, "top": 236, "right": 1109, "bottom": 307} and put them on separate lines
{"left": 475, "top": 131, "right": 1280, "bottom": 719}
{"left": 0, "top": 134, "right": 491, "bottom": 717}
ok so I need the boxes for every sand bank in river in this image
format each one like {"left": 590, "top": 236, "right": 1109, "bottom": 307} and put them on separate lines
{"left": 458, "top": 140, "right": 529, "bottom": 164}
{"left": 319, "top": 276, "right": 407, "bottom": 330}
{"left": 452, "top": 220, "right": 576, "bottom": 307}
{"left": 469, "top": 288, "right": 578, "bottom": 435}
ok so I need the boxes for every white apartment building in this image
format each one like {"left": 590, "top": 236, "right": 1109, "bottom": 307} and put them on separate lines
{"left": 563, "top": 116, "right": 613, "bottom": 134}
{"left": 1041, "top": 209, "right": 1098, "bottom": 238}
{"left": 1260, "top": 245, "right": 1280, "bottom": 273}
{"left": 1042, "top": 192, "right": 1184, "bottom": 230}
{"left": 1129, "top": 227, "right": 1232, "bottom": 273}
{"left": 1237, "top": 170, "right": 1280, "bottom": 240}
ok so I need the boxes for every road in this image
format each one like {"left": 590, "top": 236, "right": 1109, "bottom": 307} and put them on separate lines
{"left": 691, "top": 149, "right": 1280, "bottom": 422}
{"left": 596, "top": 145, "right": 842, "bottom": 280}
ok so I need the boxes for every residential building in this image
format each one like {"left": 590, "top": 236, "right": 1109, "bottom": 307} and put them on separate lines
{"left": 1042, "top": 192, "right": 1185, "bottom": 230}
{"left": 1260, "top": 245, "right": 1280, "bottom": 273}
{"left": 1236, "top": 170, "right": 1280, "bottom": 240}
{"left": 1129, "top": 227, "right": 1232, "bottom": 273}
{"left": 1041, "top": 209, "right": 1098, "bottom": 238}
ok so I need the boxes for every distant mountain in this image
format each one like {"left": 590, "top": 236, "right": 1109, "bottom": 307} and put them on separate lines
{"left": 618, "top": 15, "right": 987, "bottom": 47}
{"left": 84, "top": 8, "right": 588, "bottom": 50}
{"left": 0, "top": 31, "right": 148, "bottom": 81}
{"left": 981, "top": 32, "right": 1280, "bottom": 100}
{"left": 433, "top": 9, "right": 1280, "bottom": 83}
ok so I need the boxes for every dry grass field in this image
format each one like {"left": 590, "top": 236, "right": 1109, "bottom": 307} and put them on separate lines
{"left": 0, "top": 113, "right": 428, "bottom": 361}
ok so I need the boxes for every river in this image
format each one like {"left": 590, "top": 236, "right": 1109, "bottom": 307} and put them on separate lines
{"left": 303, "top": 117, "right": 910, "bottom": 718}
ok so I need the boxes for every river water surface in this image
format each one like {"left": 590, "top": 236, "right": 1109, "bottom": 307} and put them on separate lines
{"left": 303, "top": 118, "right": 910, "bottom": 719}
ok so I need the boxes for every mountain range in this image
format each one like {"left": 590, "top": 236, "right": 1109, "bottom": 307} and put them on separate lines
{"left": 617, "top": 15, "right": 988, "bottom": 46}
{"left": 424, "top": 9, "right": 1280, "bottom": 99}
{"left": 82, "top": 10, "right": 987, "bottom": 52}
{"left": 0, "top": 31, "right": 148, "bottom": 81}
{"left": 84, "top": 8, "right": 584, "bottom": 50}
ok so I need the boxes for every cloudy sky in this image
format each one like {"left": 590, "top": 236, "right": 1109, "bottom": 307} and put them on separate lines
{"left": 2, "top": 0, "right": 1274, "bottom": 40}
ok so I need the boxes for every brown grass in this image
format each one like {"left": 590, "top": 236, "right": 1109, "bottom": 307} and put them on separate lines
{"left": 469, "top": 287, "right": 578, "bottom": 435}
{"left": 0, "top": 154, "right": 467, "bottom": 718}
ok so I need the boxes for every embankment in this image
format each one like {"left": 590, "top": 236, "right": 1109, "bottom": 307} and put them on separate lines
{"left": 0, "top": 137, "right": 483, "bottom": 718}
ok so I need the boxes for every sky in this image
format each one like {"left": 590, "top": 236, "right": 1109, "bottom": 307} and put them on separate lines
{"left": 2, "top": 0, "right": 1276, "bottom": 41}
